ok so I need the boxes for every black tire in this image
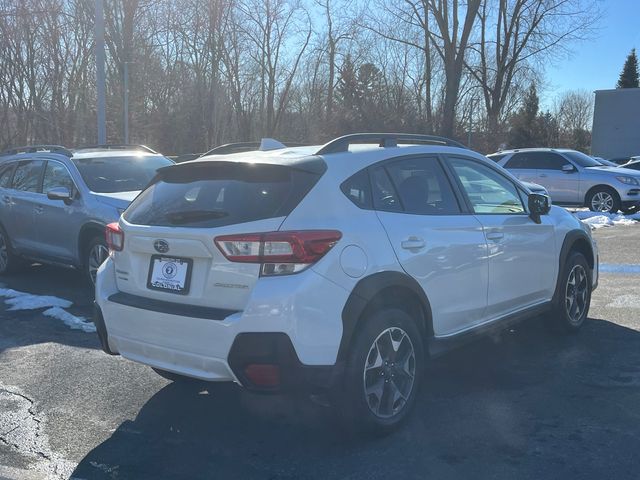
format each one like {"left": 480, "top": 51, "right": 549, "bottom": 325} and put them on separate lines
{"left": 0, "top": 225, "right": 24, "bottom": 275}
{"left": 85, "top": 236, "right": 109, "bottom": 287}
{"left": 336, "top": 307, "right": 424, "bottom": 435}
{"left": 586, "top": 187, "right": 620, "bottom": 213}
{"left": 549, "top": 252, "right": 591, "bottom": 332}
{"left": 620, "top": 205, "right": 639, "bottom": 215}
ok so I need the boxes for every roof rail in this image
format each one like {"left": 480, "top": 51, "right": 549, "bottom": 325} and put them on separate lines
{"left": 315, "top": 133, "right": 467, "bottom": 155}
{"left": 0, "top": 144, "right": 72, "bottom": 157}
{"left": 74, "top": 144, "right": 157, "bottom": 154}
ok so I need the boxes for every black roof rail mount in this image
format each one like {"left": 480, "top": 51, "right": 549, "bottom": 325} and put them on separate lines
{"left": 75, "top": 144, "right": 157, "bottom": 154}
{"left": 315, "top": 133, "right": 467, "bottom": 155}
{"left": 1, "top": 144, "right": 72, "bottom": 157}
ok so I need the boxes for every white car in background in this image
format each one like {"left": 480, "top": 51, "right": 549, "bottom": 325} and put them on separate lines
{"left": 489, "top": 148, "right": 640, "bottom": 214}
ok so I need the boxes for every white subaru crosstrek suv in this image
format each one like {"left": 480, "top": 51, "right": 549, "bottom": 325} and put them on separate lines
{"left": 94, "top": 133, "right": 598, "bottom": 433}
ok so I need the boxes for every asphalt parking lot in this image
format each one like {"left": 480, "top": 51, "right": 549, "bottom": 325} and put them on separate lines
{"left": 1, "top": 225, "right": 640, "bottom": 480}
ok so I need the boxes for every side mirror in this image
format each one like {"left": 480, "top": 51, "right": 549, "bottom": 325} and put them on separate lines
{"left": 47, "top": 187, "right": 73, "bottom": 204}
{"left": 528, "top": 193, "right": 551, "bottom": 224}
{"left": 562, "top": 164, "right": 575, "bottom": 173}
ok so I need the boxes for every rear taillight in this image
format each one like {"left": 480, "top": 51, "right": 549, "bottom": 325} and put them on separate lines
{"left": 105, "top": 223, "right": 124, "bottom": 252}
{"left": 214, "top": 230, "right": 342, "bottom": 276}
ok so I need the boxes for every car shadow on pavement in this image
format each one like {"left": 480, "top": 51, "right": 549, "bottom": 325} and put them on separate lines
{"left": 0, "top": 264, "right": 99, "bottom": 354}
{"left": 72, "top": 317, "right": 640, "bottom": 480}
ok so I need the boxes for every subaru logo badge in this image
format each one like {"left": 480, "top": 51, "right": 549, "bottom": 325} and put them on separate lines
{"left": 154, "top": 239, "right": 169, "bottom": 253}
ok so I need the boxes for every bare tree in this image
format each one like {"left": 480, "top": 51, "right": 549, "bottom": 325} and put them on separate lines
{"left": 237, "top": 0, "right": 312, "bottom": 136}
{"left": 466, "top": 0, "right": 599, "bottom": 147}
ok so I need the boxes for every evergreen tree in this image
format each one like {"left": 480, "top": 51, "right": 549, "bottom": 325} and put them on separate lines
{"left": 336, "top": 55, "right": 359, "bottom": 110}
{"left": 508, "top": 83, "right": 542, "bottom": 147}
{"left": 617, "top": 49, "right": 640, "bottom": 88}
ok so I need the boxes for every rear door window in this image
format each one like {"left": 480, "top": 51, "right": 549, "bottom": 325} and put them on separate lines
{"left": 12, "top": 160, "right": 45, "bottom": 192}
{"left": 124, "top": 162, "right": 322, "bottom": 228}
{"left": 370, "top": 166, "right": 402, "bottom": 212}
{"left": 505, "top": 152, "right": 549, "bottom": 169}
{"left": 384, "top": 157, "right": 460, "bottom": 214}
{"left": 0, "top": 162, "right": 16, "bottom": 188}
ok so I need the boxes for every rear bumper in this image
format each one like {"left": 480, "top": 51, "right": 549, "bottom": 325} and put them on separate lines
{"left": 94, "top": 257, "right": 348, "bottom": 391}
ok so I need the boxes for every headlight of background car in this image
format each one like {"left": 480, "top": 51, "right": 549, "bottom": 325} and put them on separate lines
{"left": 616, "top": 176, "right": 640, "bottom": 186}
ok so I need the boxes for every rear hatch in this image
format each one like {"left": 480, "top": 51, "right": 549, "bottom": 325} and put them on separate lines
{"left": 113, "top": 160, "right": 323, "bottom": 311}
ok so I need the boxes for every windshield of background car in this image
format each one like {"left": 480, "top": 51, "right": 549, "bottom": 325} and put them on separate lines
{"left": 563, "top": 151, "right": 602, "bottom": 167}
{"left": 72, "top": 155, "right": 173, "bottom": 193}
{"left": 123, "top": 162, "right": 322, "bottom": 228}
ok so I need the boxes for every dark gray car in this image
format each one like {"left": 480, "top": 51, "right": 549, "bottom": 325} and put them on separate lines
{"left": 0, "top": 145, "right": 173, "bottom": 284}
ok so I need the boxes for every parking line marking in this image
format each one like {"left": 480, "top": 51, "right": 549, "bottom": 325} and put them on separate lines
{"left": 599, "top": 263, "right": 640, "bottom": 275}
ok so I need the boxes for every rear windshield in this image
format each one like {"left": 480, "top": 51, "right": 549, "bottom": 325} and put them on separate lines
{"left": 486, "top": 153, "right": 506, "bottom": 163}
{"left": 124, "top": 162, "right": 322, "bottom": 228}
{"left": 72, "top": 155, "right": 173, "bottom": 193}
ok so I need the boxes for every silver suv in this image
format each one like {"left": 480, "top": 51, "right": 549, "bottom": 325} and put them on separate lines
{"left": 0, "top": 145, "right": 173, "bottom": 284}
{"left": 488, "top": 148, "right": 640, "bottom": 213}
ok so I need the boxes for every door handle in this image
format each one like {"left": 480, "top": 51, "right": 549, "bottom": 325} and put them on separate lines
{"left": 2, "top": 195, "right": 10, "bottom": 205}
{"left": 539, "top": 173, "right": 548, "bottom": 178}
{"left": 485, "top": 231, "right": 504, "bottom": 241}
{"left": 401, "top": 236, "right": 425, "bottom": 250}
{"left": 34, "top": 205, "right": 44, "bottom": 214}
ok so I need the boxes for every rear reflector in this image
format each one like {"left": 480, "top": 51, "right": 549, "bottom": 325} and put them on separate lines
{"left": 214, "top": 230, "right": 341, "bottom": 276}
{"left": 244, "top": 364, "right": 280, "bottom": 387}
{"left": 105, "top": 223, "right": 124, "bottom": 252}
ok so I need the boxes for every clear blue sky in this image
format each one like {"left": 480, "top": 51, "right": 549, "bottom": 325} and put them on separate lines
{"left": 544, "top": 1, "right": 640, "bottom": 103}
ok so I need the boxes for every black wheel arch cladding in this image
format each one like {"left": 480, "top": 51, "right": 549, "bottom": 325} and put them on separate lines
{"left": 338, "top": 271, "right": 433, "bottom": 362}
{"left": 552, "top": 229, "right": 594, "bottom": 305}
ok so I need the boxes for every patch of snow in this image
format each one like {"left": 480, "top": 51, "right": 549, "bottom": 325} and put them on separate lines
{"left": 0, "top": 287, "right": 94, "bottom": 333}
{"left": 571, "top": 210, "right": 640, "bottom": 229}
{"left": 0, "top": 288, "right": 72, "bottom": 311}
{"left": 43, "top": 307, "right": 96, "bottom": 333}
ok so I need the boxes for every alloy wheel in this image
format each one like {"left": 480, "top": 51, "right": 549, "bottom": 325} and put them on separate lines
{"left": 363, "top": 327, "right": 416, "bottom": 419}
{"left": 590, "top": 191, "right": 614, "bottom": 212}
{"left": 88, "top": 243, "right": 109, "bottom": 285}
{"left": 565, "top": 264, "right": 588, "bottom": 325}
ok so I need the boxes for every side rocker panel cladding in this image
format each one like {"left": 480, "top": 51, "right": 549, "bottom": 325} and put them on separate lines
{"left": 338, "top": 271, "right": 433, "bottom": 362}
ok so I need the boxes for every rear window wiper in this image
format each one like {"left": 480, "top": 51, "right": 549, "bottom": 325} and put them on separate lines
{"left": 165, "top": 209, "right": 229, "bottom": 224}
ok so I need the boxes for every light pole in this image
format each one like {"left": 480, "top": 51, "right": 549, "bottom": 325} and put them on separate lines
{"left": 95, "top": 0, "right": 106, "bottom": 144}
{"left": 468, "top": 98, "right": 475, "bottom": 148}
{"left": 123, "top": 62, "right": 130, "bottom": 144}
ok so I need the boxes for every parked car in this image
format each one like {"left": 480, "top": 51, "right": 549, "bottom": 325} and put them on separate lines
{"left": 94, "top": 133, "right": 598, "bottom": 433}
{"left": 199, "top": 139, "right": 309, "bottom": 158}
{"left": 592, "top": 157, "right": 619, "bottom": 167}
{"left": 0, "top": 144, "right": 174, "bottom": 284}
{"left": 488, "top": 148, "right": 640, "bottom": 213}
{"left": 622, "top": 159, "right": 640, "bottom": 171}
{"left": 606, "top": 156, "right": 635, "bottom": 165}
